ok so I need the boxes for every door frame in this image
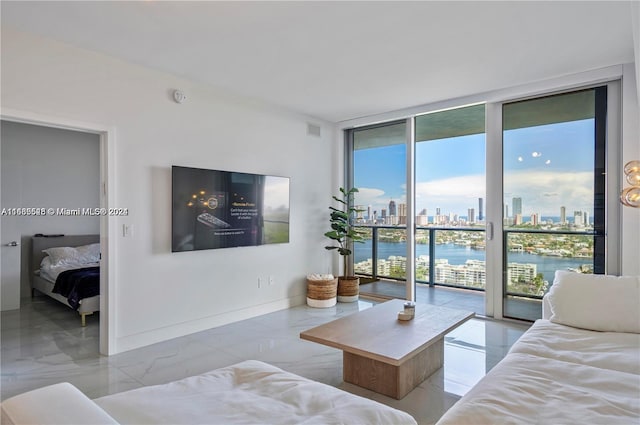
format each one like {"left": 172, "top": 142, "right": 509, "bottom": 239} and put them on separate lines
{"left": 1, "top": 107, "right": 116, "bottom": 355}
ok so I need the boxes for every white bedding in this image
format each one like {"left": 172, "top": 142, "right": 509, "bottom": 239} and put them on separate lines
{"left": 95, "top": 360, "right": 417, "bottom": 425}
{"left": 510, "top": 319, "right": 640, "bottom": 375}
{"left": 39, "top": 255, "right": 99, "bottom": 282}
{"left": 438, "top": 352, "right": 639, "bottom": 424}
{"left": 437, "top": 320, "right": 640, "bottom": 425}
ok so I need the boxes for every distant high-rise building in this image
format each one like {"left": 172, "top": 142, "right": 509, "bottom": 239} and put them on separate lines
{"left": 584, "top": 211, "right": 590, "bottom": 226}
{"left": 416, "top": 208, "right": 428, "bottom": 226}
{"left": 530, "top": 213, "right": 539, "bottom": 226}
{"left": 478, "top": 198, "right": 484, "bottom": 221}
{"left": 504, "top": 204, "right": 509, "bottom": 218}
{"left": 367, "top": 205, "right": 372, "bottom": 221}
{"left": 468, "top": 208, "right": 476, "bottom": 223}
{"left": 398, "top": 203, "right": 407, "bottom": 225}
{"left": 512, "top": 197, "right": 522, "bottom": 217}
{"left": 560, "top": 206, "right": 566, "bottom": 224}
{"left": 381, "top": 209, "right": 387, "bottom": 219}
{"left": 356, "top": 205, "right": 365, "bottom": 222}
{"left": 574, "top": 210, "right": 584, "bottom": 226}
{"left": 436, "top": 207, "right": 441, "bottom": 216}
{"left": 514, "top": 213, "right": 522, "bottom": 225}
{"left": 388, "top": 200, "right": 397, "bottom": 217}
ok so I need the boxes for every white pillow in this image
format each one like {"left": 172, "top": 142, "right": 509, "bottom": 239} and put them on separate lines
{"left": 42, "top": 243, "right": 99, "bottom": 266}
{"left": 43, "top": 246, "right": 79, "bottom": 266}
{"left": 39, "top": 256, "right": 56, "bottom": 281}
{"left": 75, "top": 243, "right": 100, "bottom": 263}
{"left": 548, "top": 270, "right": 640, "bottom": 333}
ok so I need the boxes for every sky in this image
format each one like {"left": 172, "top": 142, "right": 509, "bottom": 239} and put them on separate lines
{"left": 354, "top": 119, "right": 595, "bottom": 218}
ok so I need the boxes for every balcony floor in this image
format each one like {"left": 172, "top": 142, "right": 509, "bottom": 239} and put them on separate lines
{"left": 359, "top": 280, "right": 541, "bottom": 321}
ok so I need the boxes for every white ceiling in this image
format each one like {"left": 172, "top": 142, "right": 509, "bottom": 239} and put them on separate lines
{"left": 1, "top": 1, "right": 635, "bottom": 123}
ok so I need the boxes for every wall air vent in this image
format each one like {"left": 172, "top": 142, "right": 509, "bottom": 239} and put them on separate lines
{"left": 307, "top": 123, "right": 321, "bottom": 137}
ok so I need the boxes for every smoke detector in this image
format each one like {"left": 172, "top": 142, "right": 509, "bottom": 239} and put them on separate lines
{"left": 173, "top": 90, "right": 187, "bottom": 104}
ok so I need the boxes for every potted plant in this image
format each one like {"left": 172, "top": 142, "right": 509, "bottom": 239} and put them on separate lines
{"left": 324, "top": 187, "right": 365, "bottom": 302}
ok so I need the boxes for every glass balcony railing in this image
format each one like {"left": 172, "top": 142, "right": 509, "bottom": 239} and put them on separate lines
{"left": 504, "top": 229, "right": 595, "bottom": 299}
{"left": 353, "top": 225, "right": 486, "bottom": 291}
{"left": 353, "top": 225, "right": 596, "bottom": 301}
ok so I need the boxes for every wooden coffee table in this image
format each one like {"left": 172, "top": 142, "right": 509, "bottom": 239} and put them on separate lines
{"left": 300, "top": 299, "right": 474, "bottom": 399}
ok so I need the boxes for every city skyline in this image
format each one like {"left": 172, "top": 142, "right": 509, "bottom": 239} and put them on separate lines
{"left": 353, "top": 118, "right": 595, "bottom": 218}
{"left": 357, "top": 197, "right": 592, "bottom": 227}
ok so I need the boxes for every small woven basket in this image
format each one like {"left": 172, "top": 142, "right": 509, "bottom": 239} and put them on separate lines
{"left": 338, "top": 277, "right": 359, "bottom": 297}
{"left": 307, "top": 277, "right": 338, "bottom": 301}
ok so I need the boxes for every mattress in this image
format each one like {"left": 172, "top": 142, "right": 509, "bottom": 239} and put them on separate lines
{"left": 436, "top": 320, "right": 640, "bottom": 425}
{"left": 509, "top": 319, "right": 640, "bottom": 375}
{"left": 95, "top": 360, "right": 418, "bottom": 424}
{"left": 2, "top": 360, "right": 417, "bottom": 425}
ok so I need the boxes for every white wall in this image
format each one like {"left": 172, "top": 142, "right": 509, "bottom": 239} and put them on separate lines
{"left": 1, "top": 29, "right": 335, "bottom": 353}
{"left": 0, "top": 121, "right": 100, "bottom": 298}
{"left": 627, "top": 2, "right": 640, "bottom": 275}
{"left": 621, "top": 63, "right": 640, "bottom": 276}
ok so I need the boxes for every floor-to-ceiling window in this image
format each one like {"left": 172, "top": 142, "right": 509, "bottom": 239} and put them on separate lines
{"left": 351, "top": 121, "right": 408, "bottom": 281}
{"left": 414, "top": 105, "right": 486, "bottom": 313}
{"left": 347, "top": 82, "right": 616, "bottom": 321}
{"left": 501, "top": 87, "right": 607, "bottom": 320}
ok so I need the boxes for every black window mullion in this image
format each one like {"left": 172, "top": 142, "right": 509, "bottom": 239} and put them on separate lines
{"left": 593, "top": 86, "right": 607, "bottom": 274}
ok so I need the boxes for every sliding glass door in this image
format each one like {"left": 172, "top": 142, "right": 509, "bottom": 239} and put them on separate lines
{"left": 414, "top": 105, "right": 486, "bottom": 314}
{"left": 501, "top": 87, "right": 607, "bottom": 320}
{"left": 351, "top": 121, "right": 408, "bottom": 296}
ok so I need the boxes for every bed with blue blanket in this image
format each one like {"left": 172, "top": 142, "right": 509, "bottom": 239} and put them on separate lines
{"left": 30, "top": 235, "right": 100, "bottom": 326}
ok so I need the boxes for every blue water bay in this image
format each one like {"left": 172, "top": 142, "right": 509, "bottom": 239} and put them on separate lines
{"left": 354, "top": 240, "right": 591, "bottom": 284}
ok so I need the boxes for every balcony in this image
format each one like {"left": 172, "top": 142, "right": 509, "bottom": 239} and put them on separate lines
{"left": 353, "top": 225, "right": 595, "bottom": 321}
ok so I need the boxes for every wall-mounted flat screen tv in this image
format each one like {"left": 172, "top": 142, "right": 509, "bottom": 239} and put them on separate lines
{"left": 172, "top": 166, "right": 290, "bottom": 252}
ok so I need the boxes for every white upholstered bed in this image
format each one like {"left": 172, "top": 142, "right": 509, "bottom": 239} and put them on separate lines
{"left": 30, "top": 234, "right": 100, "bottom": 326}
{"left": 1, "top": 360, "right": 418, "bottom": 425}
{"left": 436, "top": 271, "right": 640, "bottom": 425}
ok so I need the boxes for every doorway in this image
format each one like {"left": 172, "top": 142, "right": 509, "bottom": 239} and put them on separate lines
{"left": 0, "top": 112, "right": 113, "bottom": 355}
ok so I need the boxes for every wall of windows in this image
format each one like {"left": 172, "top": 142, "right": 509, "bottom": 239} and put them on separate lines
{"left": 345, "top": 77, "right": 623, "bottom": 321}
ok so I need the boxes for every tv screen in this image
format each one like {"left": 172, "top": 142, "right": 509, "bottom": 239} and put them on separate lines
{"left": 172, "top": 166, "right": 290, "bottom": 252}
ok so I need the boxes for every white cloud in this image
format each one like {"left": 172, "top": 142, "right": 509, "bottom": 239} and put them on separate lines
{"left": 415, "top": 170, "right": 592, "bottom": 216}
{"left": 353, "top": 187, "right": 405, "bottom": 214}
{"left": 415, "top": 175, "right": 485, "bottom": 215}
{"left": 352, "top": 170, "right": 593, "bottom": 219}
{"left": 504, "top": 170, "right": 592, "bottom": 215}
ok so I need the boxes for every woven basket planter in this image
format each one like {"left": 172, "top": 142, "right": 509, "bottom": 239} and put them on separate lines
{"left": 338, "top": 276, "right": 360, "bottom": 302}
{"left": 306, "top": 277, "right": 338, "bottom": 308}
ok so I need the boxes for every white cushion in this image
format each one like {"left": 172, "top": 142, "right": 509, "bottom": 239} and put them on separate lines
{"left": 548, "top": 270, "right": 640, "bottom": 333}
{"left": 0, "top": 382, "right": 118, "bottom": 425}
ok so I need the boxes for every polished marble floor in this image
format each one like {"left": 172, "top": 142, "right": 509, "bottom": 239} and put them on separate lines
{"left": 1, "top": 295, "right": 530, "bottom": 425}
{"left": 361, "top": 279, "right": 543, "bottom": 321}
